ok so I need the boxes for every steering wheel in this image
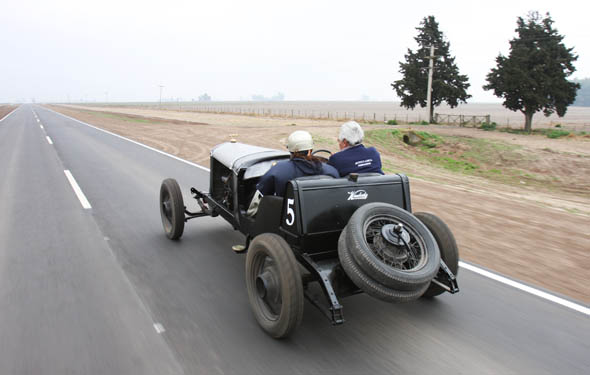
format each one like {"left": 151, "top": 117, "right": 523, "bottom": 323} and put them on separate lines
{"left": 312, "top": 149, "right": 332, "bottom": 163}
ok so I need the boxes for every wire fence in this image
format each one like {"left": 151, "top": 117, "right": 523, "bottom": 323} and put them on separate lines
{"left": 102, "top": 102, "right": 590, "bottom": 132}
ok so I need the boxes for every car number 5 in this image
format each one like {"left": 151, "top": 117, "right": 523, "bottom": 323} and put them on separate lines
{"left": 285, "top": 198, "right": 295, "bottom": 226}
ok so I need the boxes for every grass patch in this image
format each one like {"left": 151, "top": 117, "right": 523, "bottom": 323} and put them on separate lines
{"left": 479, "top": 122, "right": 497, "bottom": 131}
{"left": 432, "top": 156, "right": 478, "bottom": 172}
{"left": 546, "top": 129, "right": 570, "bottom": 139}
{"left": 386, "top": 119, "right": 398, "bottom": 125}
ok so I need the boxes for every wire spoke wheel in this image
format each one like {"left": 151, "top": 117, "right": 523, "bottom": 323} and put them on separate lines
{"left": 342, "top": 203, "right": 440, "bottom": 292}
{"left": 364, "top": 216, "right": 427, "bottom": 271}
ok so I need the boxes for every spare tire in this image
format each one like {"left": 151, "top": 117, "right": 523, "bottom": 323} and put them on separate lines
{"left": 338, "top": 230, "right": 429, "bottom": 303}
{"left": 343, "top": 203, "right": 440, "bottom": 291}
{"left": 414, "top": 212, "right": 459, "bottom": 298}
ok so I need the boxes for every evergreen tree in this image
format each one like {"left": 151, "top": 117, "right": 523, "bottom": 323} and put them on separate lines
{"left": 391, "top": 16, "right": 471, "bottom": 122}
{"left": 484, "top": 12, "right": 580, "bottom": 132}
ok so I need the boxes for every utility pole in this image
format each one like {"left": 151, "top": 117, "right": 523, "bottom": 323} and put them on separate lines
{"left": 426, "top": 45, "right": 436, "bottom": 123}
{"left": 159, "top": 85, "right": 165, "bottom": 108}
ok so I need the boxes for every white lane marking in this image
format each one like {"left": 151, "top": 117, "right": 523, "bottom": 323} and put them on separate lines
{"left": 43, "top": 107, "right": 210, "bottom": 172}
{"left": 0, "top": 107, "right": 19, "bottom": 122}
{"left": 37, "top": 119, "right": 40, "bottom": 123}
{"left": 63, "top": 170, "right": 92, "bottom": 209}
{"left": 459, "top": 261, "right": 589, "bottom": 315}
{"left": 153, "top": 323, "right": 165, "bottom": 334}
{"left": 46, "top": 136, "right": 53, "bottom": 145}
{"left": 40, "top": 124, "right": 44, "bottom": 130}
{"left": 42, "top": 107, "right": 589, "bottom": 315}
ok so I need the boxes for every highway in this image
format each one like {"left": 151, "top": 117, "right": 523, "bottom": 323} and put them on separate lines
{"left": 0, "top": 104, "right": 588, "bottom": 374}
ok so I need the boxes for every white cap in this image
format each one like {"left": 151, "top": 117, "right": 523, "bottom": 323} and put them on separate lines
{"left": 286, "top": 130, "right": 314, "bottom": 152}
{"left": 338, "top": 121, "right": 364, "bottom": 145}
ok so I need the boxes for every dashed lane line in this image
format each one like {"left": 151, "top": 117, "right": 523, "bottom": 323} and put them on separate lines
{"left": 63, "top": 170, "right": 92, "bottom": 209}
{"left": 46, "top": 136, "right": 53, "bottom": 145}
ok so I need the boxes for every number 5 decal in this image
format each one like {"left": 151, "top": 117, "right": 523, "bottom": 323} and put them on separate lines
{"left": 286, "top": 198, "right": 295, "bottom": 226}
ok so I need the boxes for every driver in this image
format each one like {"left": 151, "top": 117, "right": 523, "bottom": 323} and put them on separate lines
{"left": 247, "top": 130, "right": 338, "bottom": 216}
{"left": 328, "top": 121, "right": 384, "bottom": 177}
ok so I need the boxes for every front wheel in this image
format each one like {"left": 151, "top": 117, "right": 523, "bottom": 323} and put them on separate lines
{"left": 245, "top": 233, "right": 304, "bottom": 339}
{"left": 160, "top": 178, "right": 185, "bottom": 240}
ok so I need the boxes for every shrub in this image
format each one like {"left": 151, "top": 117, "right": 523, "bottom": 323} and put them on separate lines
{"left": 479, "top": 122, "right": 497, "bottom": 131}
{"left": 554, "top": 124, "right": 562, "bottom": 128}
{"left": 546, "top": 129, "right": 570, "bottom": 139}
{"left": 386, "top": 119, "right": 398, "bottom": 125}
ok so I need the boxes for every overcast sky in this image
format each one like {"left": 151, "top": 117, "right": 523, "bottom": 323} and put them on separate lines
{"left": 1, "top": 0, "right": 588, "bottom": 103}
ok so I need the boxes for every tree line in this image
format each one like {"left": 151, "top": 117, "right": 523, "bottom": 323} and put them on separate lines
{"left": 392, "top": 12, "right": 581, "bottom": 132}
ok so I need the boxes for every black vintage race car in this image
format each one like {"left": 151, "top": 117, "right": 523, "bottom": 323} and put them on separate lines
{"left": 159, "top": 141, "right": 459, "bottom": 338}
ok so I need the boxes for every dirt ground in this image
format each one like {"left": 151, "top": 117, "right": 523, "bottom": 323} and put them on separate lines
{"left": 49, "top": 104, "right": 590, "bottom": 304}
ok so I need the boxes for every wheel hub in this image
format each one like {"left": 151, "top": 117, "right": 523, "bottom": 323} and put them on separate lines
{"left": 256, "top": 270, "right": 279, "bottom": 303}
{"left": 381, "top": 223, "right": 410, "bottom": 246}
{"left": 162, "top": 197, "right": 172, "bottom": 218}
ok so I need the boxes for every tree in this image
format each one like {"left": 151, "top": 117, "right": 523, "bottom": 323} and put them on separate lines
{"left": 392, "top": 16, "right": 471, "bottom": 122}
{"left": 484, "top": 12, "right": 580, "bottom": 132}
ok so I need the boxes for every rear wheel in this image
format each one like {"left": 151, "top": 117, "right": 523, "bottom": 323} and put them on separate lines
{"left": 245, "top": 233, "right": 304, "bottom": 339}
{"left": 160, "top": 178, "right": 185, "bottom": 240}
{"left": 414, "top": 212, "right": 459, "bottom": 297}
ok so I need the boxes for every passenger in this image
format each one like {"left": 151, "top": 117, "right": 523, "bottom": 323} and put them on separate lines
{"left": 247, "top": 130, "right": 339, "bottom": 216}
{"left": 328, "top": 121, "right": 384, "bottom": 177}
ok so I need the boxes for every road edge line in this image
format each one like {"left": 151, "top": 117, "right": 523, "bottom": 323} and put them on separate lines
{"left": 44, "top": 105, "right": 589, "bottom": 315}
{"left": 43, "top": 106, "right": 210, "bottom": 172}
{"left": 459, "top": 261, "right": 589, "bottom": 315}
{"left": 0, "top": 106, "right": 20, "bottom": 122}
{"left": 64, "top": 170, "right": 92, "bottom": 209}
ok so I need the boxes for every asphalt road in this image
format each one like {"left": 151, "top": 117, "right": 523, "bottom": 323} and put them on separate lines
{"left": 1, "top": 104, "right": 588, "bottom": 374}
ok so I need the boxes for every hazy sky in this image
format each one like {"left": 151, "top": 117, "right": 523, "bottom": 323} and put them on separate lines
{"left": 1, "top": 0, "right": 588, "bottom": 103}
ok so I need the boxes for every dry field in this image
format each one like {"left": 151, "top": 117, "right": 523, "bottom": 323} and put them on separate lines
{"left": 101, "top": 101, "right": 590, "bottom": 130}
{"left": 49, "top": 104, "right": 590, "bottom": 304}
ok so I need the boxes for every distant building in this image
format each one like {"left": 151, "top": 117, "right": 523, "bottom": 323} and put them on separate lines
{"left": 199, "top": 93, "right": 212, "bottom": 102}
{"left": 251, "top": 92, "right": 285, "bottom": 101}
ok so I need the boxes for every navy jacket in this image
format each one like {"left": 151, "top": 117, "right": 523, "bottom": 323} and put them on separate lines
{"left": 328, "top": 144, "right": 383, "bottom": 177}
{"left": 256, "top": 158, "right": 339, "bottom": 197}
